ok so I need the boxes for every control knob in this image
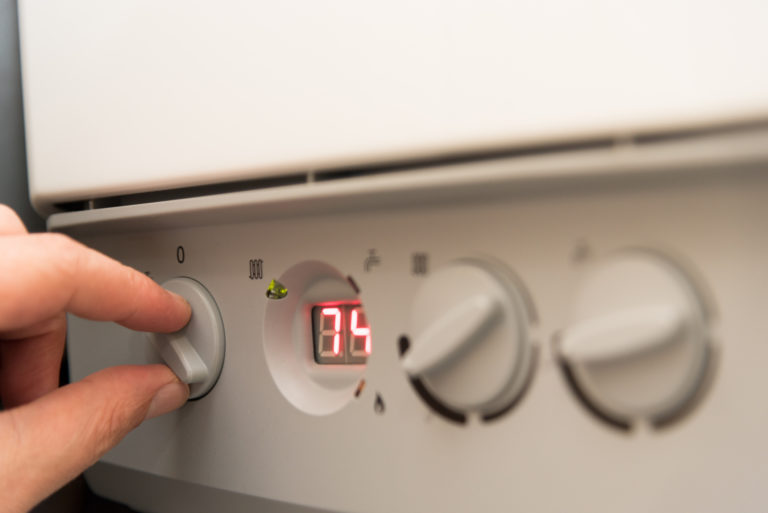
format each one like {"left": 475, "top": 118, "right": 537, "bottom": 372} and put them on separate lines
{"left": 403, "top": 260, "right": 534, "bottom": 418}
{"left": 147, "top": 277, "right": 226, "bottom": 400}
{"left": 556, "top": 251, "right": 711, "bottom": 428}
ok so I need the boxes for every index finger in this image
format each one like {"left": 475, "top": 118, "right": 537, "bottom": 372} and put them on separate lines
{"left": 0, "top": 233, "right": 191, "bottom": 333}
{"left": 0, "top": 204, "right": 28, "bottom": 236}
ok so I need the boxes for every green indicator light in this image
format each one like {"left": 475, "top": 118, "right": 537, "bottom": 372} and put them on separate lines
{"left": 266, "top": 279, "right": 288, "bottom": 300}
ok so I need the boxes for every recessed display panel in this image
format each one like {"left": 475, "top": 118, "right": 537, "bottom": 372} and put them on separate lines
{"left": 312, "top": 303, "right": 372, "bottom": 364}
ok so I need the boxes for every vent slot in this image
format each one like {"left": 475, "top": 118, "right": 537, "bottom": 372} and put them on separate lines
{"left": 52, "top": 118, "right": 768, "bottom": 213}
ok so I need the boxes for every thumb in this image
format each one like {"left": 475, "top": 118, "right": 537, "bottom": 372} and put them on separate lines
{"left": 0, "top": 365, "right": 188, "bottom": 513}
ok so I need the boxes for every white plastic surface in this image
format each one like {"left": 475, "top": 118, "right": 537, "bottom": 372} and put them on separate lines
{"left": 18, "top": 0, "right": 768, "bottom": 212}
{"left": 403, "top": 294, "right": 501, "bottom": 376}
{"left": 154, "top": 333, "right": 208, "bottom": 384}
{"left": 408, "top": 261, "right": 533, "bottom": 414}
{"left": 558, "top": 253, "right": 710, "bottom": 424}
{"left": 262, "top": 262, "right": 365, "bottom": 416}
{"left": 560, "top": 305, "right": 685, "bottom": 365}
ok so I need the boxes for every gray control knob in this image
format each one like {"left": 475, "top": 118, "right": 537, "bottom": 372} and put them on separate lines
{"left": 557, "top": 252, "right": 711, "bottom": 427}
{"left": 404, "top": 260, "right": 534, "bottom": 416}
{"left": 147, "top": 277, "right": 225, "bottom": 399}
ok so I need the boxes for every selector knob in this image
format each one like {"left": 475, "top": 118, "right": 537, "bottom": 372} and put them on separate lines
{"left": 147, "top": 277, "right": 226, "bottom": 400}
{"left": 557, "top": 252, "right": 711, "bottom": 427}
{"left": 404, "top": 260, "right": 534, "bottom": 417}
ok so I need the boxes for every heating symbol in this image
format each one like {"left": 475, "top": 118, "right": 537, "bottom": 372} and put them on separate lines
{"left": 412, "top": 253, "right": 428, "bottom": 275}
{"left": 249, "top": 259, "right": 264, "bottom": 280}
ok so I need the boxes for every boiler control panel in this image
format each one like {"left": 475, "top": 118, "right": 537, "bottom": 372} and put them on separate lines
{"left": 57, "top": 129, "right": 768, "bottom": 513}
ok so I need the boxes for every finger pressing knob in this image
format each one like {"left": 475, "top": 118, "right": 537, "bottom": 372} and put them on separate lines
{"left": 147, "top": 277, "right": 225, "bottom": 400}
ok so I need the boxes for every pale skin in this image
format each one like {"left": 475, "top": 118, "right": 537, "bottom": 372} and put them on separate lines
{"left": 0, "top": 205, "right": 192, "bottom": 513}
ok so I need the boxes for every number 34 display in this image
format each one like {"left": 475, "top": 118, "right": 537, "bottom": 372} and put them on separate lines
{"left": 312, "top": 303, "right": 372, "bottom": 365}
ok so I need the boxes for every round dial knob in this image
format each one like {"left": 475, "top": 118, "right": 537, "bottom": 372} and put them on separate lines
{"left": 557, "top": 251, "right": 711, "bottom": 428}
{"left": 147, "top": 277, "right": 226, "bottom": 400}
{"left": 404, "top": 260, "right": 534, "bottom": 417}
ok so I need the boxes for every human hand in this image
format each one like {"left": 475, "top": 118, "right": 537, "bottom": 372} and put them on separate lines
{"left": 0, "top": 205, "right": 192, "bottom": 513}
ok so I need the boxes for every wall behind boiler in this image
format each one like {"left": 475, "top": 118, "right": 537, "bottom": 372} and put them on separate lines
{"left": 0, "top": 0, "right": 43, "bottom": 232}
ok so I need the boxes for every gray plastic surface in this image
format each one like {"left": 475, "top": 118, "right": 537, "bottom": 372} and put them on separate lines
{"left": 85, "top": 463, "right": 330, "bottom": 513}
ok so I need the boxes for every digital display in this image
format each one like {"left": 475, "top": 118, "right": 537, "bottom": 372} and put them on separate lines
{"left": 312, "top": 303, "right": 372, "bottom": 364}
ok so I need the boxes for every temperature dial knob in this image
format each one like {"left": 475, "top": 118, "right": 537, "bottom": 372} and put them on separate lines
{"left": 147, "top": 277, "right": 225, "bottom": 400}
{"left": 557, "top": 251, "right": 711, "bottom": 428}
{"left": 404, "top": 260, "right": 534, "bottom": 417}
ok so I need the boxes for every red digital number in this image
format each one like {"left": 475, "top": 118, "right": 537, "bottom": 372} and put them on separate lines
{"left": 313, "top": 304, "right": 372, "bottom": 364}
{"left": 320, "top": 307, "right": 342, "bottom": 356}
{"left": 349, "top": 307, "right": 372, "bottom": 357}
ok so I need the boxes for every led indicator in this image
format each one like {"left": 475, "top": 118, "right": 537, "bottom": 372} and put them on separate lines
{"left": 312, "top": 303, "right": 372, "bottom": 365}
{"left": 265, "top": 279, "right": 288, "bottom": 300}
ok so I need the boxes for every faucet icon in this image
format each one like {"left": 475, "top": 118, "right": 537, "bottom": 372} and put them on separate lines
{"left": 364, "top": 249, "right": 381, "bottom": 272}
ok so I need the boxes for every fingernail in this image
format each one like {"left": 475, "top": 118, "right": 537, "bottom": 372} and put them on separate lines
{"left": 145, "top": 382, "right": 189, "bottom": 420}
